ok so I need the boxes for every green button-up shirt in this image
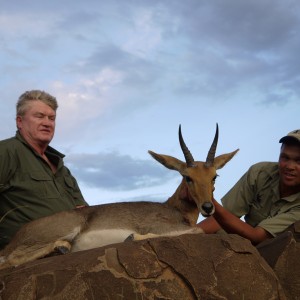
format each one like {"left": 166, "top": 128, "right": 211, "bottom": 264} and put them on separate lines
{"left": 0, "top": 132, "right": 88, "bottom": 248}
{"left": 221, "top": 162, "right": 300, "bottom": 237}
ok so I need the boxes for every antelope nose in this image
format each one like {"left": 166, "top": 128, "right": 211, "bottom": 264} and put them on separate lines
{"left": 202, "top": 202, "right": 214, "bottom": 215}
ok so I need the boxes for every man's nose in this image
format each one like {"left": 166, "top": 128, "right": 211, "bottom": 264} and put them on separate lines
{"left": 286, "top": 160, "right": 296, "bottom": 169}
{"left": 42, "top": 117, "right": 54, "bottom": 126}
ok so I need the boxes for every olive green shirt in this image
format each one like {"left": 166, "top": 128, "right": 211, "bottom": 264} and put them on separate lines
{"left": 0, "top": 132, "right": 88, "bottom": 248}
{"left": 221, "top": 162, "right": 300, "bottom": 237}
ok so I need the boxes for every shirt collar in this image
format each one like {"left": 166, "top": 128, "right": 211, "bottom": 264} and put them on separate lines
{"left": 15, "top": 131, "right": 65, "bottom": 158}
{"left": 268, "top": 168, "right": 300, "bottom": 202}
{"left": 282, "top": 192, "right": 300, "bottom": 202}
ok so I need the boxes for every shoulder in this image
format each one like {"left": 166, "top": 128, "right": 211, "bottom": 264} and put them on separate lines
{"left": 248, "top": 162, "right": 278, "bottom": 176}
{"left": 243, "top": 162, "right": 279, "bottom": 187}
{"left": 0, "top": 136, "right": 20, "bottom": 151}
{"left": 0, "top": 135, "right": 32, "bottom": 159}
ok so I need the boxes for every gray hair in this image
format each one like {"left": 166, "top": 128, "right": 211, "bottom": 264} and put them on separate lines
{"left": 16, "top": 90, "right": 58, "bottom": 116}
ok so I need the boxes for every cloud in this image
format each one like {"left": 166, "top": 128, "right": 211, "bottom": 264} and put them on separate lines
{"left": 70, "top": 43, "right": 162, "bottom": 91}
{"left": 65, "top": 151, "right": 176, "bottom": 191}
{"left": 169, "top": 0, "right": 298, "bottom": 50}
{"left": 149, "top": 0, "right": 300, "bottom": 105}
{"left": 2, "top": 0, "right": 299, "bottom": 112}
{"left": 1, "top": 0, "right": 299, "bottom": 207}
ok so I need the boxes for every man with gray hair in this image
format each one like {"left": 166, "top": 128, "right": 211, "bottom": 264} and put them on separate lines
{"left": 0, "top": 90, "right": 88, "bottom": 249}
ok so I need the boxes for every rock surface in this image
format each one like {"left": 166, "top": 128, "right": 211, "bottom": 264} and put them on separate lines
{"left": 257, "top": 229, "right": 300, "bottom": 300}
{"left": 0, "top": 234, "right": 286, "bottom": 300}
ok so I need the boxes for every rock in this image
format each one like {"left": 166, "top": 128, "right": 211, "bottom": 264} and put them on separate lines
{"left": 0, "top": 234, "right": 285, "bottom": 300}
{"left": 257, "top": 230, "right": 300, "bottom": 300}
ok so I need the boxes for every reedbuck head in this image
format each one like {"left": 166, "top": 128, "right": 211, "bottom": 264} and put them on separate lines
{"left": 149, "top": 124, "right": 238, "bottom": 217}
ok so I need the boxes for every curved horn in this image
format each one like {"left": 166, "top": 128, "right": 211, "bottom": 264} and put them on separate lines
{"left": 205, "top": 123, "right": 219, "bottom": 167}
{"left": 179, "top": 125, "right": 195, "bottom": 167}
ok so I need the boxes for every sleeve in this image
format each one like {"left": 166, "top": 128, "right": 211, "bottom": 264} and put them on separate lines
{"left": 0, "top": 149, "right": 17, "bottom": 193}
{"left": 63, "top": 166, "right": 89, "bottom": 206}
{"left": 221, "top": 164, "right": 259, "bottom": 217}
{"left": 70, "top": 175, "right": 89, "bottom": 206}
{"left": 258, "top": 207, "right": 300, "bottom": 237}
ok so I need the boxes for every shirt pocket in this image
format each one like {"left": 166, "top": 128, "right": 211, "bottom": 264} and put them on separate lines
{"left": 246, "top": 191, "right": 272, "bottom": 226}
{"left": 64, "top": 176, "right": 76, "bottom": 189}
{"left": 62, "top": 175, "right": 79, "bottom": 197}
{"left": 29, "top": 171, "right": 60, "bottom": 199}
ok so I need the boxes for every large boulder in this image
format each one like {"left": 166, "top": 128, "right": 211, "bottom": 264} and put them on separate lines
{"left": 0, "top": 234, "right": 285, "bottom": 300}
{"left": 257, "top": 226, "right": 300, "bottom": 300}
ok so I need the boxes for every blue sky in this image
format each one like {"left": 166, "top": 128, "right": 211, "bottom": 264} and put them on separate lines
{"left": 0, "top": 0, "right": 299, "bottom": 214}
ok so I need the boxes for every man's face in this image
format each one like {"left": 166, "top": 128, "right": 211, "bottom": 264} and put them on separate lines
{"left": 16, "top": 100, "right": 56, "bottom": 149}
{"left": 278, "top": 144, "right": 300, "bottom": 188}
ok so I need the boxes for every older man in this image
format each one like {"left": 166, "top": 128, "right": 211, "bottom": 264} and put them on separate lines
{"left": 197, "top": 129, "right": 300, "bottom": 245}
{"left": 0, "top": 90, "right": 88, "bottom": 249}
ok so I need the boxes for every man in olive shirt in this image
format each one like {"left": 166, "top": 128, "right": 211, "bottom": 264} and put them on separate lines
{"left": 0, "top": 90, "right": 88, "bottom": 249}
{"left": 197, "top": 129, "right": 300, "bottom": 245}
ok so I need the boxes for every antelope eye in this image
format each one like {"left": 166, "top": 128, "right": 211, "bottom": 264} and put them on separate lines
{"left": 185, "top": 176, "right": 192, "bottom": 183}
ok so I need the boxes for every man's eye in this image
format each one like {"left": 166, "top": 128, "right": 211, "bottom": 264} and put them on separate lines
{"left": 279, "top": 155, "right": 288, "bottom": 162}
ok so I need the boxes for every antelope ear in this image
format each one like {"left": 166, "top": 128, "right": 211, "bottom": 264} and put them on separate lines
{"left": 148, "top": 150, "right": 186, "bottom": 172}
{"left": 214, "top": 149, "right": 239, "bottom": 170}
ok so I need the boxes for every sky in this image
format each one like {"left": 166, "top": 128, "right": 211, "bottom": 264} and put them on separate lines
{"left": 0, "top": 0, "right": 299, "bottom": 219}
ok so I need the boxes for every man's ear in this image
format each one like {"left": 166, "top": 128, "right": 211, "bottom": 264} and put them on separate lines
{"left": 16, "top": 115, "right": 22, "bottom": 130}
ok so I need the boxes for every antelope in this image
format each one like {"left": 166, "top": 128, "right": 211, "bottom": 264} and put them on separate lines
{"left": 0, "top": 124, "right": 238, "bottom": 270}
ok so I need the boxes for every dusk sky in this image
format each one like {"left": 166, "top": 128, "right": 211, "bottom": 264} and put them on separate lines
{"left": 1, "top": 0, "right": 299, "bottom": 220}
